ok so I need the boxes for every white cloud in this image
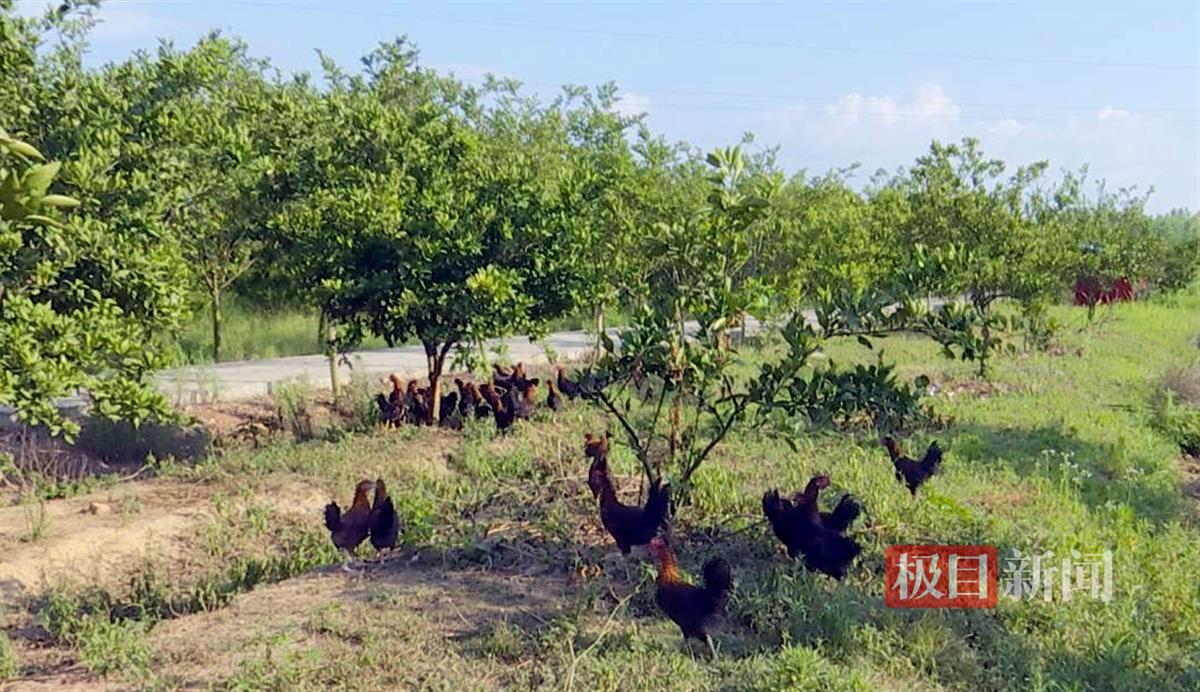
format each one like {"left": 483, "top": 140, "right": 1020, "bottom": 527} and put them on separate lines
{"left": 988, "top": 118, "right": 1024, "bottom": 137}
{"left": 744, "top": 81, "right": 1197, "bottom": 211}
{"left": 1097, "top": 106, "right": 1133, "bottom": 121}
{"left": 613, "top": 91, "right": 651, "bottom": 117}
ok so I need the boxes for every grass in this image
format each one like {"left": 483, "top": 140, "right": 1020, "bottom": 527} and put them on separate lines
{"left": 168, "top": 299, "right": 389, "bottom": 365}
{"left": 8, "top": 288, "right": 1200, "bottom": 689}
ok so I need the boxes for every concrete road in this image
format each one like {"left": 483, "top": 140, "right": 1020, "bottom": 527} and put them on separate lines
{"left": 156, "top": 315, "right": 772, "bottom": 404}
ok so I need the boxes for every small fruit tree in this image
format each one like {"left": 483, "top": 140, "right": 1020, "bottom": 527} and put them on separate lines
{"left": 274, "top": 42, "right": 605, "bottom": 420}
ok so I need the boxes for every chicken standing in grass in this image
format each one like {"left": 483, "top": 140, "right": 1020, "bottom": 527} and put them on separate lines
{"left": 648, "top": 537, "right": 732, "bottom": 657}
{"left": 546, "top": 379, "right": 563, "bottom": 412}
{"left": 369, "top": 478, "right": 400, "bottom": 555}
{"left": 762, "top": 475, "right": 861, "bottom": 580}
{"left": 556, "top": 365, "right": 582, "bottom": 400}
{"left": 586, "top": 435, "right": 670, "bottom": 555}
{"left": 480, "top": 383, "right": 514, "bottom": 433}
{"left": 324, "top": 479, "right": 376, "bottom": 570}
{"left": 882, "top": 436, "right": 943, "bottom": 496}
{"left": 507, "top": 377, "right": 539, "bottom": 420}
{"left": 376, "top": 374, "right": 406, "bottom": 427}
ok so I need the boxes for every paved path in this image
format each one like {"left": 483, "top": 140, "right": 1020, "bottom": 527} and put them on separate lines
{"left": 3, "top": 297, "right": 952, "bottom": 425}
{"left": 156, "top": 315, "right": 771, "bottom": 404}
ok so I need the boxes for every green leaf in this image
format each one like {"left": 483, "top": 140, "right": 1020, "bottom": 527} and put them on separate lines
{"left": 22, "top": 162, "right": 62, "bottom": 196}
{"left": 1, "top": 137, "right": 45, "bottom": 161}
{"left": 39, "top": 194, "right": 80, "bottom": 209}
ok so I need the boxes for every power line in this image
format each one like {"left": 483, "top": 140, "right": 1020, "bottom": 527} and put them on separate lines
{"left": 257, "top": 1, "right": 1200, "bottom": 72}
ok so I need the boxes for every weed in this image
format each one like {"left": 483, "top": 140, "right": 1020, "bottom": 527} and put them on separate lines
{"left": 21, "top": 497, "right": 47, "bottom": 542}
{"left": 271, "top": 377, "right": 315, "bottom": 441}
{"left": 0, "top": 631, "right": 17, "bottom": 680}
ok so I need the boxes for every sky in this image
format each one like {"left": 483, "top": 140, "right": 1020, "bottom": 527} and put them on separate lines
{"left": 15, "top": 0, "right": 1200, "bottom": 212}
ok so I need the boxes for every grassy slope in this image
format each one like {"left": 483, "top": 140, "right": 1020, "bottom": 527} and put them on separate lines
{"left": 19, "top": 290, "right": 1200, "bottom": 690}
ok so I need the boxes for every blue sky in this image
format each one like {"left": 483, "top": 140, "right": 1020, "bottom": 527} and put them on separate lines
{"left": 18, "top": 0, "right": 1200, "bottom": 211}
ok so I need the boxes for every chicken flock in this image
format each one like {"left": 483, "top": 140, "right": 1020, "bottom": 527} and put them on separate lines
{"left": 332, "top": 362, "right": 945, "bottom": 656}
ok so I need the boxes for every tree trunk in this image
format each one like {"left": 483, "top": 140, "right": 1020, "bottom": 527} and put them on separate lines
{"left": 975, "top": 296, "right": 991, "bottom": 379}
{"left": 592, "top": 304, "right": 605, "bottom": 364}
{"left": 210, "top": 288, "right": 222, "bottom": 362}
{"left": 424, "top": 341, "right": 449, "bottom": 425}
{"left": 326, "top": 322, "right": 341, "bottom": 398}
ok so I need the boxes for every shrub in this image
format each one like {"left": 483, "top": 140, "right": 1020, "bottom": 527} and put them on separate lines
{"left": 1152, "top": 363, "right": 1200, "bottom": 456}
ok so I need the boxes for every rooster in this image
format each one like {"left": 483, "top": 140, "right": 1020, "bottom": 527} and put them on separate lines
{"left": 587, "top": 445, "right": 670, "bottom": 555}
{"left": 546, "top": 379, "right": 563, "bottom": 412}
{"left": 369, "top": 478, "right": 400, "bottom": 555}
{"left": 480, "top": 383, "right": 515, "bottom": 433}
{"left": 324, "top": 479, "right": 376, "bottom": 570}
{"left": 438, "top": 389, "right": 460, "bottom": 428}
{"left": 375, "top": 374, "right": 406, "bottom": 427}
{"left": 882, "top": 436, "right": 943, "bottom": 496}
{"left": 468, "top": 381, "right": 492, "bottom": 419}
{"left": 404, "top": 381, "right": 429, "bottom": 425}
{"left": 648, "top": 537, "right": 732, "bottom": 657}
{"left": 762, "top": 475, "right": 861, "bottom": 580}
{"left": 583, "top": 432, "right": 609, "bottom": 494}
{"left": 456, "top": 378, "right": 480, "bottom": 417}
{"left": 556, "top": 365, "right": 583, "bottom": 400}
{"left": 506, "top": 377, "right": 539, "bottom": 420}
{"left": 493, "top": 362, "right": 527, "bottom": 390}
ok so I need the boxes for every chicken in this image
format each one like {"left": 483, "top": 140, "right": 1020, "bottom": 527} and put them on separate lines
{"left": 493, "top": 362, "right": 527, "bottom": 390}
{"left": 882, "top": 436, "right": 943, "bottom": 496}
{"left": 556, "top": 365, "right": 583, "bottom": 400}
{"left": 506, "top": 377, "right": 539, "bottom": 420}
{"left": 467, "top": 381, "right": 492, "bottom": 419}
{"left": 480, "top": 383, "right": 514, "bottom": 433}
{"left": 376, "top": 374, "right": 405, "bottom": 427}
{"left": 369, "top": 478, "right": 400, "bottom": 554}
{"left": 405, "top": 380, "right": 429, "bottom": 425}
{"left": 648, "top": 537, "right": 732, "bottom": 657}
{"left": 438, "top": 389, "right": 460, "bottom": 428}
{"left": 456, "top": 378, "right": 481, "bottom": 417}
{"left": 587, "top": 444, "right": 670, "bottom": 554}
{"left": 762, "top": 475, "right": 861, "bottom": 580}
{"left": 546, "top": 379, "right": 563, "bottom": 412}
{"left": 324, "top": 479, "right": 376, "bottom": 570}
{"left": 375, "top": 393, "right": 403, "bottom": 427}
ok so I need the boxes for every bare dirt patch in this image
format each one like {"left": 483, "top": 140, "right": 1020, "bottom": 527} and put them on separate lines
{"left": 146, "top": 562, "right": 580, "bottom": 688}
{"left": 0, "top": 476, "right": 329, "bottom": 605}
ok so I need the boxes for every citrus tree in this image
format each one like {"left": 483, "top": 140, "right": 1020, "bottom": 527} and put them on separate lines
{"left": 275, "top": 41, "right": 599, "bottom": 420}
{"left": 0, "top": 130, "right": 185, "bottom": 437}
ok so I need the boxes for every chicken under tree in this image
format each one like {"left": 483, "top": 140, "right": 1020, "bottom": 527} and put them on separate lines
{"left": 648, "top": 537, "right": 732, "bottom": 657}
{"left": 556, "top": 365, "right": 583, "bottom": 400}
{"left": 375, "top": 374, "right": 405, "bottom": 427}
{"left": 480, "top": 383, "right": 514, "bottom": 433}
{"left": 587, "top": 438, "right": 670, "bottom": 555}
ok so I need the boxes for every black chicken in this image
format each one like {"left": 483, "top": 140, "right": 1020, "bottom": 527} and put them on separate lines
{"left": 369, "top": 478, "right": 400, "bottom": 554}
{"left": 882, "top": 436, "right": 943, "bottom": 496}
{"left": 762, "top": 475, "right": 861, "bottom": 580}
